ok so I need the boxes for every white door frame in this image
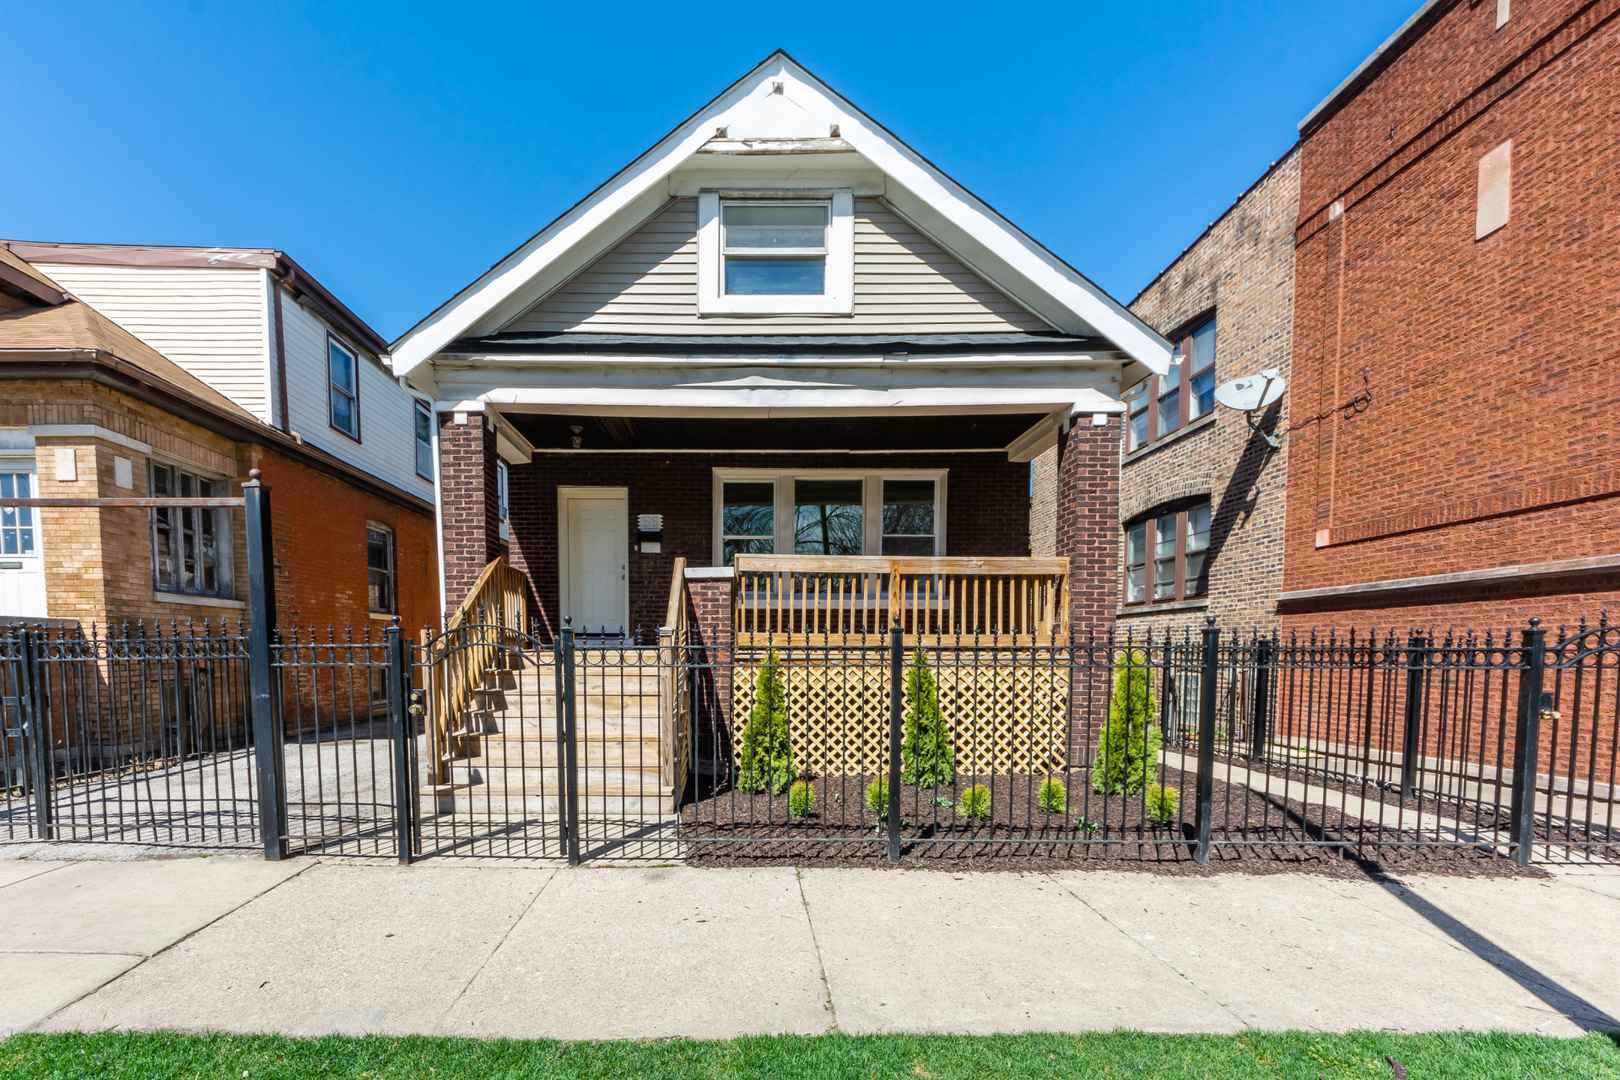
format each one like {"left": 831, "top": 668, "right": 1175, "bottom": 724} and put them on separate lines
{"left": 0, "top": 453, "right": 46, "bottom": 620}
{"left": 557, "top": 486, "right": 629, "bottom": 632}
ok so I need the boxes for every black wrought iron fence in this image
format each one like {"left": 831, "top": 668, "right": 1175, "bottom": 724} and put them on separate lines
{"left": 1, "top": 610, "right": 1614, "bottom": 867}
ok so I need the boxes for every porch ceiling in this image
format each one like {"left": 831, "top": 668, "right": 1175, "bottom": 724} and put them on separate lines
{"left": 504, "top": 412, "right": 1047, "bottom": 453}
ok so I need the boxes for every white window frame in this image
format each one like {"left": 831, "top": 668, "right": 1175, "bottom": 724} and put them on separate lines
{"left": 413, "top": 398, "right": 434, "bottom": 481}
{"left": 711, "top": 468, "right": 947, "bottom": 564}
{"left": 495, "top": 459, "right": 510, "bottom": 541}
{"left": 696, "top": 191, "right": 854, "bottom": 316}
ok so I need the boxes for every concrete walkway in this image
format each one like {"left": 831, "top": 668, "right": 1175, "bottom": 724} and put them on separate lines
{"left": 1, "top": 852, "right": 1617, "bottom": 1040}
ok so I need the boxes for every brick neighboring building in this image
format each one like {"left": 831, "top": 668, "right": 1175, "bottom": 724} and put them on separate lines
{"left": 1033, "top": 150, "right": 1299, "bottom": 633}
{"left": 0, "top": 244, "right": 436, "bottom": 635}
{"left": 1280, "top": 0, "right": 1620, "bottom": 629}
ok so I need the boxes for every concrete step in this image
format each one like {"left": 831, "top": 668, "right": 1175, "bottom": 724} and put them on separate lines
{"left": 447, "top": 740, "right": 664, "bottom": 769}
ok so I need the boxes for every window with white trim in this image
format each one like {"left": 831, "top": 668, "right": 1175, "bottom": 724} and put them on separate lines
{"left": 495, "top": 460, "right": 510, "bottom": 539}
{"left": 0, "top": 472, "right": 36, "bottom": 556}
{"left": 150, "top": 463, "right": 233, "bottom": 599}
{"left": 714, "top": 471, "right": 944, "bottom": 565}
{"left": 413, "top": 399, "right": 433, "bottom": 480}
{"left": 696, "top": 191, "right": 853, "bottom": 315}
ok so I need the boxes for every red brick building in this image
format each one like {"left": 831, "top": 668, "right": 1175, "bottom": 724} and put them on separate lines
{"left": 1278, "top": 0, "right": 1620, "bottom": 629}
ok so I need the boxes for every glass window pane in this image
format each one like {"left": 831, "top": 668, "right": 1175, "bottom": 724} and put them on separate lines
{"left": 1190, "top": 318, "right": 1216, "bottom": 373}
{"left": 794, "top": 479, "right": 863, "bottom": 556}
{"left": 333, "top": 389, "right": 355, "bottom": 434}
{"left": 415, "top": 401, "right": 433, "bottom": 478}
{"left": 1157, "top": 387, "right": 1180, "bottom": 436}
{"left": 367, "top": 527, "right": 394, "bottom": 614}
{"left": 1155, "top": 516, "right": 1177, "bottom": 560}
{"left": 723, "top": 204, "right": 827, "bottom": 249}
{"left": 329, "top": 340, "right": 356, "bottom": 394}
{"left": 882, "top": 480, "right": 934, "bottom": 536}
{"left": 1129, "top": 411, "right": 1149, "bottom": 452}
{"left": 1187, "top": 503, "right": 1211, "bottom": 553}
{"left": 723, "top": 537, "right": 774, "bottom": 565}
{"left": 724, "top": 258, "right": 825, "bottom": 295}
{"left": 881, "top": 536, "right": 933, "bottom": 556}
{"left": 1191, "top": 367, "right": 1216, "bottom": 420}
{"left": 1185, "top": 552, "right": 1208, "bottom": 595}
{"left": 722, "top": 482, "right": 774, "bottom": 538}
{"left": 1127, "top": 566, "right": 1145, "bottom": 605}
{"left": 1126, "top": 522, "right": 1146, "bottom": 567}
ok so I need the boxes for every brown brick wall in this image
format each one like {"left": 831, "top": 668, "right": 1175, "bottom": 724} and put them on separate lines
{"left": 2, "top": 379, "right": 435, "bottom": 634}
{"left": 1118, "top": 150, "right": 1300, "bottom": 634}
{"left": 1029, "top": 453, "right": 1056, "bottom": 558}
{"left": 436, "top": 412, "right": 504, "bottom": 614}
{"left": 1054, "top": 418, "right": 1122, "bottom": 632}
{"left": 489, "top": 450, "right": 1030, "bottom": 639}
{"left": 1283, "top": 0, "right": 1620, "bottom": 629}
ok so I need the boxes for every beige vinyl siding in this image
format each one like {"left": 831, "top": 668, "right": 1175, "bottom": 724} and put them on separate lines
{"left": 506, "top": 197, "right": 1052, "bottom": 334}
{"left": 279, "top": 297, "right": 435, "bottom": 501}
{"left": 33, "top": 264, "right": 273, "bottom": 421}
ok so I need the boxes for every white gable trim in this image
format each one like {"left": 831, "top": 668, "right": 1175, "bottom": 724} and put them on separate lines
{"left": 389, "top": 52, "right": 1172, "bottom": 379}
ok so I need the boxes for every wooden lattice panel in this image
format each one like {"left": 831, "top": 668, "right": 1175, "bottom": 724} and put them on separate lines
{"left": 731, "top": 647, "right": 1069, "bottom": 776}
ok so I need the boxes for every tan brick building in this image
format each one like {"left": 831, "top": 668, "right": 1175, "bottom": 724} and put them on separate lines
{"left": 1280, "top": 0, "right": 1620, "bottom": 629}
{"left": 1033, "top": 151, "right": 1299, "bottom": 633}
{"left": 0, "top": 246, "right": 436, "bottom": 634}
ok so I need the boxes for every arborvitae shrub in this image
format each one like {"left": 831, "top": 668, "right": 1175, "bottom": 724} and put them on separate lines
{"left": 865, "top": 775, "right": 888, "bottom": 813}
{"left": 1092, "top": 650, "right": 1162, "bottom": 795}
{"left": 736, "top": 650, "right": 793, "bottom": 794}
{"left": 901, "top": 650, "right": 955, "bottom": 787}
{"left": 957, "top": 784, "right": 991, "bottom": 821}
{"left": 1147, "top": 782, "right": 1179, "bottom": 825}
{"left": 789, "top": 779, "right": 815, "bottom": 817}
{"left": 1038, "top": 776, "right": 1068, "bottom": 813}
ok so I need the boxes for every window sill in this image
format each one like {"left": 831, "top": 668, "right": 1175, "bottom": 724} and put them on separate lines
{"left": 1122, "top": 411, "right": 1216, "bottom": 466}
{"left": 153, "top": 591, "right": 245, "bottom": 610}
{"left": 1117, "top": 598, "right": 1209, "bottom": 617}
{"left": 369, "top": 611, "right": 397, "bottom": 621}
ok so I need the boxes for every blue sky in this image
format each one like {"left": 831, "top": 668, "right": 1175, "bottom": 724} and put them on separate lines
{"left": 3, "top": 1, "right": 1414, "bottom": 342}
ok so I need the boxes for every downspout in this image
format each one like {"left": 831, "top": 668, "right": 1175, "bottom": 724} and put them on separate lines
{"left": 270, "top": 265, "right": 292, "bottom": 434}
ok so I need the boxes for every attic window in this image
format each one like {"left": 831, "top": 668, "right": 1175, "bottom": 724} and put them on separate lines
{"left": 722, "top": 202, "right": 828, "bottom": 295}
{"left": 697, "top": 191, "right": 853, "bottom": 316}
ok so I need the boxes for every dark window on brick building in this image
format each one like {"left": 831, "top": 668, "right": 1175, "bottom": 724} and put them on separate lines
{"left": 367, "top": 524, "right": 395, "bottom": 615}
{"left": 150, "top": 463, "right": 233, "bottom": 599}
{"left": 1125, "top": 315, "right": 1217, "bottom": 452}
{"left": 1123, "top": 498, "right": 1211, "bottom": 606}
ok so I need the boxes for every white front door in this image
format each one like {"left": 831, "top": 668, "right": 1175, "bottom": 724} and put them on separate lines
{"left": 0, "top": 467, "right": 46, "bottom": 619}
{"left": 562, "top": 490, "right": 628, "bottom": 634}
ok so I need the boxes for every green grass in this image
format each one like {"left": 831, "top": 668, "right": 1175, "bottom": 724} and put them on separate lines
{"left": 3, "top": 1030, "right": 1617, "bottom": 1079}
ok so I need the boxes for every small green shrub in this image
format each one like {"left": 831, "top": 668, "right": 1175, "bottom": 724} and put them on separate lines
{"left": 901, "top": 651, "right": 956, "bottom": 787}
{"left": 1037, "top": 776, "right": 1068, "bottom": 814}
{"left": 1075, "top": 817, "right": 1099, "bottom": 835}
{"left": 788, "top": 779, "right": 815, "bottom": 818}
{"left": 865, "top": 775, "right": 889, "bottom": 813}
{"left": 1146, "top": 783, "right": 1179, "bottom": 826}
{"left": 1092, "top": 649, "right": 1162, "bottom": 795}
{"left": 957, "top": 784, "right": 991, "bottom": 821}
{"left": 735, "top": 650, "right": 793, "bottom": 795}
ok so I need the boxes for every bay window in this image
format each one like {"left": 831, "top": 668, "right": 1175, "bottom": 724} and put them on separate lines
{"left": 1123, "top": 313, "right": 1217, "bottom": 452}
{"left": 1122, "top": 498, "right": 1212, "bottom": 606}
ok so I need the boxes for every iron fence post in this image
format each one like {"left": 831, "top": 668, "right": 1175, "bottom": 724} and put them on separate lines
{"left": 1509, "top": 619, "right": 1548, "bottom": 867}
{"left": 560, "top": 618, "right": 580, "bottom": 866}
{"left": 1248, "top": 636, "right": 1272, "bottom": 762}
{"left": 386, "top": 618, "right": 414, "bottom": 865}
{"left": 1194, "top": 616, "right": 1218, "bottom": 865}
{"left": 19, "top": 630, "right": 52, "bottom": 840}
{"left": 888, "top": 618, "right": 903, "bottom": 865}
{"left": 1401, "top": 631, "right": 1427, "bottom": 799}
{"left": 243, "top": 471, "right": 286, "bottom": 861}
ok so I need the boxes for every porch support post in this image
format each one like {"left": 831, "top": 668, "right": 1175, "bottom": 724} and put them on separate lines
{"left": 437, "top": 410, "right": 505, "bottom": 615}
{"left": 1053, "top": 415, "right": 1120, "bottom": 636}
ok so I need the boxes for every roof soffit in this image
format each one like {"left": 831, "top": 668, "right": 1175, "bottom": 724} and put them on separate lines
{"left": 390, "top": 52, "right": 1172, "bottom": 379}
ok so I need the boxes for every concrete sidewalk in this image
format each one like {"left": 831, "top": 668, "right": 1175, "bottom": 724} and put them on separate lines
{"left": 1, "top": 853, "right": 1617, "bottom": 1040}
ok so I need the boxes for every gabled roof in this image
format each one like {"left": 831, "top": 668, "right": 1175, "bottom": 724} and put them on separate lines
{"left": 390, "top": 51, "right": 1172, "bottom": 379}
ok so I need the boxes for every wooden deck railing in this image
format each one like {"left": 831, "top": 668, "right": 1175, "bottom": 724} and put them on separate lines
{"left": 422, "top": 555, "right": 529, "bottom": 785}
{"left": 731, "top": 556, "right": 1069, "bottom": 643}
{"left": 657, "top": 558, "right": 692, "bottom": 805}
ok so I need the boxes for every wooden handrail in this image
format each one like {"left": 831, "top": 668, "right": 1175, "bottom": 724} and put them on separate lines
{"left": 658, "top": 558, "right": 691, "bottom": 806}
{"left": 732, "top": 554, "right": 1069, "bottom": 641}
{"left": 423, "top": 555, "right": 530, "bottom": 785}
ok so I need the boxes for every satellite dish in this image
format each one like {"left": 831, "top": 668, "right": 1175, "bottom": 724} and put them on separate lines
{"left": 1215, "top": 368, "right": 1286, "bottom": 412}
{"left": 1213, "top": 368, "right": 1285, "bottom": 448}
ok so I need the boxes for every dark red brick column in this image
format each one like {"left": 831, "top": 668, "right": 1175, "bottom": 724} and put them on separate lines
{"left": 685, "top": 572, "right": 734, "bottom": 784}
{"left": 437, "top": 411, "right": 503, "bottom": 615}
{"left": 1055, "top": 415, "right": 1121, "bottom": 636}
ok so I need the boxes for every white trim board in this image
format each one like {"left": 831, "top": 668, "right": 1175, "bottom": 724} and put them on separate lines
{"left": 388, "top": 52, "right": 1172, "bottom": 379}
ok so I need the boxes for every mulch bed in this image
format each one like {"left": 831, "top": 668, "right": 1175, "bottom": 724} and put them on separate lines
{"left": 681, "top": 769, "right": 1546, "bottom": 879}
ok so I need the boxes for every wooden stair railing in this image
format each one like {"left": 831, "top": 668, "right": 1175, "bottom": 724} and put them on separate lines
{"left": 423, "top": 555, "right": 530, "bottom": 785}
{"left": 657, "top": 558, "right": 691, "bottom": 806}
